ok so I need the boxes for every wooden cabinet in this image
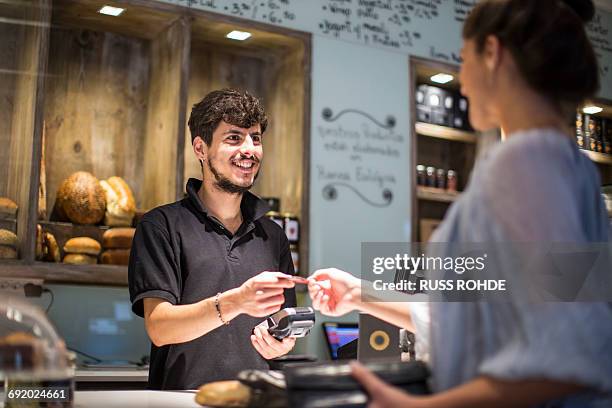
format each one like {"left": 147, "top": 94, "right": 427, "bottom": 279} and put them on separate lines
{"left": 0, "top": 0, "right": 311, "bottom": 285}
{"left": 409, "top": 57, "right": 480, "bottom": 242}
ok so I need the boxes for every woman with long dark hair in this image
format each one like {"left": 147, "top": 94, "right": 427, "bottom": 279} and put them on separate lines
{"left": 308, "top": 0, "right": 612, "bottom": 406}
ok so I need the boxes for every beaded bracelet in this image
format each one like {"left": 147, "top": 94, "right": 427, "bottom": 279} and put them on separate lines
{"left": 215, "top": 292, "right": 229, "bottom": 325}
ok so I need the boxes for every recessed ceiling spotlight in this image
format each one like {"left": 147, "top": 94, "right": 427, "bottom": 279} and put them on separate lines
{"left": 430, "top": 73, "right": 454, "bottom": 84}
{"left": 98, "top": 5, "right": 125, "bottom": 16}
{"left": 583, "top": 105, "right": 603, "bottom": 115}
{"left": 226, "top": 30, "right": 252, "bottom": 41}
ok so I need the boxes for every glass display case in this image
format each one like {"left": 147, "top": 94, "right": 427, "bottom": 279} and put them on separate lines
{"left": 0, "top": 295, "right": 74, "bottom": 407}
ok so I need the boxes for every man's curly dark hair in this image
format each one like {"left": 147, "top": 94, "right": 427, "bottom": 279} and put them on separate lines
{"left": 188, "top": 88, "right": 268, "bottom": 146}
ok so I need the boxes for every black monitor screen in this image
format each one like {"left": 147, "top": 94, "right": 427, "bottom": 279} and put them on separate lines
{"left": 322, "top": 322, "right": 359, "bottom": 360}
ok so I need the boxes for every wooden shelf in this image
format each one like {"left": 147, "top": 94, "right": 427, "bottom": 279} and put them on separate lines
{"left": 0, "top": 261, "right": 128, "bottom": 286}
{"left": 415, "top": 122, "right": 477, "bottom": 143}
{"left": 417, "top": 186, "right": 460, "bottom": 203}
{"left": 581, "top": 149, "right": 612, "bottom": 165}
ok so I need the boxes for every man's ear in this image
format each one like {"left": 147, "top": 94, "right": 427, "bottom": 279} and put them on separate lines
{"left": 483, "top": 35, "right": 502, "bottom": 73}
{"left": 193, "top": 136, "right": 207, "bottom": 162}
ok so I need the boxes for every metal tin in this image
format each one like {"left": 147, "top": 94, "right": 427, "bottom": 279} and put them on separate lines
{"left": 283, "top": 213, "right": 300, "bottom": 245}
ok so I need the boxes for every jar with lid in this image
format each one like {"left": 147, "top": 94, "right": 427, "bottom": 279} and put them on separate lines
{"left": 435, "top": 168, "right": 446, "bottom": 189}
{"left": 282, "top": 213, "right": 299, "bottom": 245}
{"left": 416, "top": 165, "right": 426, "bottom": 186}
{"left": 425, "top": 166, "right": 436, "bottom": 187}
{"left": 447, "top": 170, "right": 458, "bottom": 192}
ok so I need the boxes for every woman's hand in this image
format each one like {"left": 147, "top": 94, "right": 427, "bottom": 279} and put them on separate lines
{"left": 308, "top": 268, "right": 362, "bottom": 316}
{"left": 351, "top": 361, "right": 424, "bottom": 408}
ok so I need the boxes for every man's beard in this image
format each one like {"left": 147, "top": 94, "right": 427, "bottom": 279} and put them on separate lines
{"left": 207, "top": 156, "right": 259, "bottom": 195}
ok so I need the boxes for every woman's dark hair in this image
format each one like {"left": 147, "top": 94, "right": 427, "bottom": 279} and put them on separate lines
{"left": 463, "top": 0, "right": 599, "bottom": 112}
{"left": 188, "top": 88, "right": 268, "bottom": 146}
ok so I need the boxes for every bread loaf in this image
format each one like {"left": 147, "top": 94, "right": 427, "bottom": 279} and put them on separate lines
{"left": 195, "top": 381, "right": 251, "bottom": 407}
{"left": 100, "top": 249, "right": 131, "bottom": 265}
{"left": 63, "top": 237, "right": 101, "bottom": 256}
{"left": 0, "top": 245, "right": 18, "bottom": 260}
{"left": 44, "top": 232, "right": 61, "bottom": 263}
{"left": 0, "top": 197, "right": 18, "bottom": 216}
{"left": 102, "top": 228, "right": 135, "bottom": 249}
{"left": 56, "top": 172, "right": 106, "bottom": 225}
{"left": 0, "top": 229, "right": 18, "bottom": 248}
{"left": 100, "top": 177, "right": 136, "bottom": 227}
{"left": 63, "top": 253, "right": 97, "bottom": 265}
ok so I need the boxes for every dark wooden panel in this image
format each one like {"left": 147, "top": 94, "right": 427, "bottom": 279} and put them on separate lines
{"left": 256, "top": 46, "right": 306, "bottom": 216}
{"left": 141, "top": 17, "right": 190, "bottom": 209}
{"left": 183, "top": 42, "right": 267, "bottom": 185}
{"left": 43, "top": 27, "right": 150, "bottom": 210}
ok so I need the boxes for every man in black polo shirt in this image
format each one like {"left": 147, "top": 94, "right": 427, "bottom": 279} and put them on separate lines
{"left": 129, "top": 89, "right": 300, "bottom": 390}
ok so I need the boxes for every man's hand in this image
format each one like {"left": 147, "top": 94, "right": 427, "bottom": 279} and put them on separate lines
{"left": 308, "top": 268, "right": 362, "bottom": 317}
{"left": 229, "top": 271, "right": 296, "bottom": 317}
{"left": 251, "top": 325, "right": 296, "bottom": 359}
{"left": 350, "top": 361, "right": 423, "bottom": 408}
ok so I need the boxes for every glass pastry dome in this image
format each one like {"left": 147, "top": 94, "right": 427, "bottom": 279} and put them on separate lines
{"left": 0, "top": 295, "right": 72, "bottom": 381}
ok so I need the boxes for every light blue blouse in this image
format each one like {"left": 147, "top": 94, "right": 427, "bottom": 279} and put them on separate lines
{"left": 427, "top": 128, "right": 612, "bottom": 406}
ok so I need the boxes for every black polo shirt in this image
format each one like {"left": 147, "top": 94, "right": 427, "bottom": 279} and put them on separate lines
{"left": 128, "top": 178, "right": 296, "bottom": 390}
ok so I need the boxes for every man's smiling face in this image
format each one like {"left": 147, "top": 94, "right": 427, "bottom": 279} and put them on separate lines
{"left": 203, "top": 120, "right": 263, "bottom": 194}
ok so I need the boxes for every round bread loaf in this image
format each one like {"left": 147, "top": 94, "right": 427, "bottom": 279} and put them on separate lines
{"left": 56, "top": 172, "right": 106, "bottom": 225}
{"left": 0, "top": 229, "right": 18, "bottom": 248}
{"left": 63, "top": 237, "right": 101, "bottom": 256}
{"left": 44, "top": 232, "right": 61, "bottom": 263}
{"left": 195, "top": 380, "right": 251, "bottom": 407}
{"left": 100, "top": 249, "right": 131, "bottom": 265}
{"left": 63, "top": 253, "right": 97, "bottom": 265}
{"left": 0, "top": 197, "right": 18, "bottom": 216}
{"left": 102, "top": 228, "right": 135, "bottom": 249}
{"left": 0, "top": 245, "right": 18, "bottom": 260}
{"left": 100, "top": 177, "right": 136, "bottom": 226}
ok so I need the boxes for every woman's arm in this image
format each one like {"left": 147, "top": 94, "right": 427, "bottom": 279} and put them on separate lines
{"left": 351, "top": 362, "right": 586, "bottom": 408}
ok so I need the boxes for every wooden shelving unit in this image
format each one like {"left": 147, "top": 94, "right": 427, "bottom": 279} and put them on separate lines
{"left": 417, "top": 186, "right": 459, "bottom": 203}
{"left": 415, "top": 122, "right": 477, "bottom": 143}
{"left": 0, "top": 0, "right": 312, "bottom": 285}
{"left": 577, "top": 99, "right": 612, "bottom": 190}
{"left": 0, "top": 262, "right": 127, "bottom": 286}
{"left": 410, "top": 57, "right": 483, "bottom": 242}
{"left": 581, "top": 149, "right": 612, "bottom": 165}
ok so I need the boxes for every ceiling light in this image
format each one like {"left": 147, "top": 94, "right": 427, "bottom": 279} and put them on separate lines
{"left": 226, "top": 30, "right": 252, "bottom": 41}
{"left": 98, "top": 5, "right": 125, "bottom": 16}
{"left": 583, "top": 105, "right": 603, "bottom": 115}
{"left": 430, "top": 73, "right": 454, "bottom": 84}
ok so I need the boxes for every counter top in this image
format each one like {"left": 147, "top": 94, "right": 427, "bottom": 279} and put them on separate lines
{"left": 75, "top": 369, "right": 148, "bottom": 382}
{"left": 75, "top": 390, "right": 200, "bottom": 407}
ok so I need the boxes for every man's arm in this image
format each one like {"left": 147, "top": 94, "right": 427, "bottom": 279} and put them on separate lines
{"left": 144, "top": 272, "right": 295, "bottom": 347}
